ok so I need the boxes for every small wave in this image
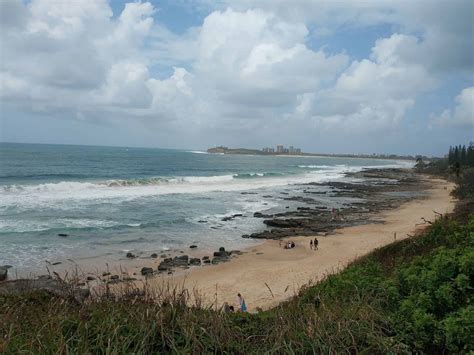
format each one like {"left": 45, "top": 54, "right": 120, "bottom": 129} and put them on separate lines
{"left": 297, "top": 165, "right": 342, "bottom": 169}
{"left": 187, "top": 150, "right": 208, "bottom": 154}
{"left": 233, "top": 172, "right": 283, "bottom": 179}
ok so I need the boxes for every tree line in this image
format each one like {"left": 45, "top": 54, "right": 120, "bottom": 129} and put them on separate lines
{"left": 448, "top": 142, "right": 474, "bottom": 166}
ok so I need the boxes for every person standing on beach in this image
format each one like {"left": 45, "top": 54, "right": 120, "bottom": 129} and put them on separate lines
{"left": 310, "top": 240, "right": 313, "bottom": 250}
{"left": 314, "top": 238, "right": 318, "bottom": 250}
{"left": 237, "top": 293, "right": 247, "bottom": 312}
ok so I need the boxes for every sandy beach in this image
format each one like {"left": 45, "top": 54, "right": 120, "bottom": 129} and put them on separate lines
{"left": 143, "top": 177, "right": 455, "bottom": 312}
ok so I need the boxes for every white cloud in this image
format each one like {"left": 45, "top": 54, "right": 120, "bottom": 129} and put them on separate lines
{"left": 432, "top": 87, "right": 474, "bottom": 127}
{"left": 295, "top": 33, "right": 435, "bottom": 132}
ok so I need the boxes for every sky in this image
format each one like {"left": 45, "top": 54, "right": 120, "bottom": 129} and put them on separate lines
{"left": 0, "top": 0, "right": 473, "bottom": 156}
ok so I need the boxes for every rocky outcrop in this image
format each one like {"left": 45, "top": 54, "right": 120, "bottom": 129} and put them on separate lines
{"left": 243, "top": 169, "right": 423, "bottom": 241}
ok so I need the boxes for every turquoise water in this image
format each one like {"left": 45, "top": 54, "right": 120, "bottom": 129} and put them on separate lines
{"left": 0, "top": 143, "right": 411, "bottom": 272}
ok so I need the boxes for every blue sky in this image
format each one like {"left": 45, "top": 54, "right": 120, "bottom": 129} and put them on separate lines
{"left": 1, "top": 0, "right": 473, "bottom": 156}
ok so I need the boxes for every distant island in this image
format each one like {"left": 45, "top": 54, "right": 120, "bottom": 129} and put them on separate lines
{"left": 207, "top": 145, "right": 427, "bottom": 161}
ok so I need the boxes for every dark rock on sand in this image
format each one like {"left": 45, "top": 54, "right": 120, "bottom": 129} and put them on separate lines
{"left": 86, "top": 276, "right": 96, "bottom": 281}
{"left": 158, "top": 262, "right": 170, "bottom": 271}
{"left": 102, "top": 272, "right": 111, "bottom": 277}
{"left": 150, "top": 253, "right": 158, "bottom": 258}
{"left": 58, "top": 233, "right": 68, "bottom": 237}
{"left": 0, "top": 268, "right": 7, "bottom": 282}
{"left": 189, "top": 245, "right": 197, "bottom": 249}
{"left": 141, "top": 267, "right": 154, "bottom": 276}
{"left": 126, "top": 252, "right": 136, "bottom": 258}
{"left": 202, "top": 256, "right": 209, "bottom": 260}
{"left": 110, "top": 275, "right": 119, "bottom": 280}
{"left": 189, "top": 258, "right": 201, "bottom": 266}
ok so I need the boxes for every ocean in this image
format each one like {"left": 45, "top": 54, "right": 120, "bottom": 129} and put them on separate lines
{"left": 0, "top": 143, "right": 412, "bottom": 273}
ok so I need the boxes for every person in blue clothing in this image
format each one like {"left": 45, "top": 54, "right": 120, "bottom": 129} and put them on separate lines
{"left": 237, "top": 293, "right": 247, "bottom": 312}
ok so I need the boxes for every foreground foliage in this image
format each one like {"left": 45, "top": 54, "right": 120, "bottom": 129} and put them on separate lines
{"left": 1, "top": 213, "right": 472, "bottom": 354}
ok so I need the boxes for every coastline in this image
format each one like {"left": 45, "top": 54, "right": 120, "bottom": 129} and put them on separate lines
{"left": 1, "top": 173, "right": 455, "bottom": 313}
{"left": 135, "top": 176, "right": 455, "bottom": 311}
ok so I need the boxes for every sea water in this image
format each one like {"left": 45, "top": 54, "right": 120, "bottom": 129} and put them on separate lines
{"left": 0, "top": 143, "right": 412, "bottom": 273}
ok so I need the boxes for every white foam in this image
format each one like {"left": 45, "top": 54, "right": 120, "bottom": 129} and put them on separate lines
{"left": 0, "top": 218, "right": 119, "bottom": 233}
{"left": 0, "top": 161, "right": 411, "bottom": 211}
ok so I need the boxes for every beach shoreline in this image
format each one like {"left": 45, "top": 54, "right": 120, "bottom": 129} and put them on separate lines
{"left": 1, "top": 172, "right": 455, "bottom": 312}
{"left": 140, "top": 176, "right": 455, "bottom": 311}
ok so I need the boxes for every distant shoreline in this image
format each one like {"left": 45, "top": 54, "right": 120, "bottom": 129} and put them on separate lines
{"left": 207, "top": 146, "right": 421, "bottom": 161}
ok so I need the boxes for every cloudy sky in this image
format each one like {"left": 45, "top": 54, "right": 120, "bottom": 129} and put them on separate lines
{"left": 0, "top": 0, "right": 473, "bottom": 156}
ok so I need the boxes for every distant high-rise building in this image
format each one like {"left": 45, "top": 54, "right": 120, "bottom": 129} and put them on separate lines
{"left": 289, "top": 146, "right": 294, "bottom": 153}
{"left": 276, "top": 144, "right": 284, "bottom": 153}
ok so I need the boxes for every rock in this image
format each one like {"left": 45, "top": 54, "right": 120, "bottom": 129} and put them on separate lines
{"left": 158, "top": 263, "right": 170, "bottom": 271}
{"left": 173, "top": 255, "right": 189, "bottom": 267}
{"left": 219, "top": 247, "right": 226, "bottom": 252}
{"left": 126, "top": 252, "right": 135, "bottom": 258}
{"left": 160, "top": 254, "right": 167, "bottom": 258}
{"left": 110, "top": 275, "right": 119, "bottom": 280}
{"left": 141, "top": 267, "right": 154, "bottom": 276}
{"left": 189, "top": 245, "right": 197, "bottom": 249}
{"left": 253, "top": 212, "right": 273, "bottom": 218}
{"left": 0, "top": 269, "right": 7, "bottom": 282}
{"left": 202, "top": 256, "right": 209, "bottom": 260}
{"left": 203, "top": 259, "right": 211, "bottom": 264}
{"left": 221, "top": 214, "right": 242, "bottom": 221}
{"left": 123, "top": 276, "right": 137, "bottom": 281}
{"left": 198, "top": 220, "right": 207, "bottom": 223}
{"left": 230, "top": 250, "right": 242, "bottom": 255}
{"left": 150, "top": 253, "right": 158, "bottom": 258}
{"left": 213, "top": 251, "right": 228, "bottom": 257}
{"left": 58, "top": 233, "right": 68, "bottom": 237}
{"left": 86, "top": 276, "right": 96, "bottom": 281}
{"left": 189, "top": 258, "right": 201, "bottom": 266}
{"left": 102, "top": 272, "right": 111, "bottom": 277}
{"left": 52, "top": 262, "right": 61, "bottom": 265}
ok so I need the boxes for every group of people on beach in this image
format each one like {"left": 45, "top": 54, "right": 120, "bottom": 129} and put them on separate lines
{"left": 223, "top": 293, "right": 247, "bottom": 313}
{"left": 310, "top": 237, "right": 319, "bottom": 250}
